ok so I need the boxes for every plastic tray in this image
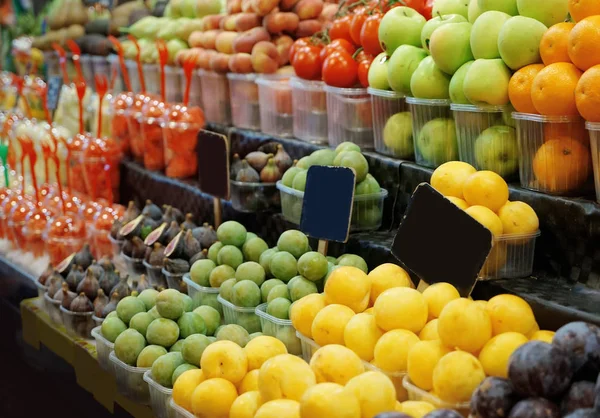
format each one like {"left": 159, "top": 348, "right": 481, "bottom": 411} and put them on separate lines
{"left": 588, "top": 122, "right": 600, "bottom": 203}
{"left": 144, "top": 371, "right": 174, "bottom": 418}
{"left": 165, "top": 66, "right": 182, "bottom": 104}
{"left": 256, "top": 303, "right": 301, "bottom": 355}
{"left": 121, "top": 252, "right": 146, "bottom": 277}
{"left": 60, "top": 305, "right": 94, "bottom": 339}
{"left": 163, "top": 269, "right": 186, "bottom": 292}
{"left": 44, "top": 293, "right": 63, "bottom": 324}
{"left": 199, "top": 70, "right": 231, "bottom": 125}
{"left": 479, "top": 231, "right": 540, "bottom": 280}
{"left": 144, "top": 64, "right": 160, "bottom": 96}
{"left": 228, "top": 73, "right": 260, "bottom": 130}
{"left": 181, "top": 68, "right": 202, "bottom": 108}
{"left": 91, "top": 326, "right": 114, "bottom": 373}
{"left": 125, "top": 60, "right": 142, "bottom": 93}
{"left": 369, "top": 88, "right": 412, "bottom": 159}
{"left": 406, "top": 97, "right": 457, "bottom": 168}
{"left": 257, "top": 75, "right": 293, "bottom": 137}
{"left": 403, "top": 375, "right": 470, "bottom": 417}
{"left": 183, "top": 275, "right": 222, "bottom": 314}
{"left": 217, "top": 295, "right": 262, "bottom": 334}
{"left": 108, "top": 235, "right": 123, "bottom": 259}
{"left": 324, "top": 85, "right": 373, "bottom": 149}
{"left": 514, "top": 112, "right": 591, "bottom": 195}
{"left": 80, "top": 55, "right": 95, "bottom": 90}
{"left": 144, "top": 260, "right": 168, "bottom": 289}
{"left": 451, "top": 104, "right": 517, "bottom": 179}
{"left": 109, "top": 351, "right": 151, "bottom": 404}
{"left": 230, "top": 180, "right": 280, "bottom": 212}
{"left": 277, "top": 181, "right": 388, "bottom": 231}
{"left": 170, "top": 397, "right": 195, "bottom": 418}
{"left": 92, "top": 315, "right": 104, "bottom": 327}
{"left": 35, "top": 280, "right": 47, "bottom": 298}
{"left": 290, "top": 77, "right": 328, "bottom": 144}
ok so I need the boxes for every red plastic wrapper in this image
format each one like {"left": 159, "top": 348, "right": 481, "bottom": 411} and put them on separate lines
{"left": 162, "top": 104, "right": 205, "bottom": 178}
{"left": 45, "top": 214, "right": 86, "bottom": 265}
{"left": 111, "top": 92, "right": 133, "bottom": 155}
{"left": 126, "top": 93, "right": 154, "bottom": 162}
{"left": 90, "top": 207, "right": 120, "bottom": 259}
{"left": 22, "top": 206, "right": 53, "bottom": 257}
{"left": 81, "top": 136, "right": 122, "bottom": 202}
{"left": 140, "top": 98, "right": 168, "bottom": 171}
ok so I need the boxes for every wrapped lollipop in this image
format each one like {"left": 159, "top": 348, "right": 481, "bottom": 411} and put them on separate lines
{"left": 89, "top": 165, "right": 120, "bottom": 259}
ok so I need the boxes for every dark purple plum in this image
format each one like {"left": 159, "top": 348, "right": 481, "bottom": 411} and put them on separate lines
{"left": 423, "top": 410, "right": 463, "bottom": 418}
{"left": 373, "top": 413, "right": 411, "bottom": 418}
{"left": 596, "top": 374, "right": 600, "bottom": 411}
{"left": 472, "top": 377, "right": 519, "bottom": 418}
{"left": 508, "top": 341, "right": 574, "bottom": 398}
{"left": 508, "top": 398, "right": 560, "bottom": 418}
{"left": 564, "top": 409, "right": 597, "bottom": 418}
{"left": 553, "top": 322, "right": 600, "bottom": 382}
{"left": 561, "top": 381, "right": 595, "bottom": 415}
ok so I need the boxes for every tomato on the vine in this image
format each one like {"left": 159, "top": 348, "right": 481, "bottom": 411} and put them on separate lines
{"left": 421, "top": 0, "right": 433, "bottom": 19}
{"left": 292, "top": 45, "right": 324, "bottom": 81}
{"left": 357, "top": 56, "right": 373, "bottom": 88}
{"left": 289, "top": 38, "right": 312, "bottom": 64}
{"left": 329, "top": 15, "right": 354, "bottom": 44}
{"left": 350, "top": 7, "right": 369, "bottom": 45}
{"left": 360, "top": 14, "right": 382, "bottom": 56}
{"left": 322, "top": 50, "right": 358, "bottom": 88}
{"left": 320, "top": 39, "right": 357, "bottom": 61}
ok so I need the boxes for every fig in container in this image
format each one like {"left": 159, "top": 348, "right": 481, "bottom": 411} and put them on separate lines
{"left": 162, "top": 103, "right": 205, "bottom": 179}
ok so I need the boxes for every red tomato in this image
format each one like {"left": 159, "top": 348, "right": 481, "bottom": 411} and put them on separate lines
{"left": 320, "top": 39, "right": 357, "bottom": 61}
{"left": 357, "top": 58, "right": 372, "bottom": 88}
{"left": 421, "top": 0, "right": 433, "bottom": 19}
{"left": 292, "top": 45, "right": 324, "bottom": 81}
{"left": 355, "top": 50, "right": 374, "bottom": 64}
{"left": 329, "top": 16, "right": 354, "bottom": 44}
{"left": 388, "top": 0, "right": 423, "bottom": 12}
{"left": 322, "top": 50, "right": 358, "bottom": 88}
{"left": 289, "top": 38, "right": 312, "bottom": 64}
{"left": 360, "top": 14, "right": 382, "bottom": 56}
{"left": 350, "top": 7, "right": 369, "bottom": 45}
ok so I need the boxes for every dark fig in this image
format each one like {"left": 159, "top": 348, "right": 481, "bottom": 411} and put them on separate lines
{"left": 181, "top": 213, "right": 197, "bottom": 231}
{"left": 87, "top": 261, "right": 105, "bottom": 282}
{"left": 165, "top": 221, "right": 182, "bottom": 244}
{"left": 131, "top": 236, "right": 147, "bottom": 259}
{"left": 164, "top": 258, "right": 190, "bottom": 274}
{"left": 236, "top": 160, "right": 260, "bottom": 182}
{"left": 562, "top": 381, "right": 595, "bottom": 416}
{"left": 56, "top": 282, "right": 77, "bottom": 310}
{"left": 65, "top": 265, "right": 85, "bottom": 292}
{"left": 101, "top": 291, "right": 120, "bottom": 317}
{"left": 144, "top": 222, "right": 169, "bottom": 247}
{"left": 56, "top": 253, "right": 76, "bottom": 277}
{"left": 245, "top": 151, "right": 270, "bottom": 172}
{"left": 110, "top": 219, "right": 124, "bottom": 240}
{"left": 148, "top": 243, "right": 166, "bottom": 267}
{"left": 98, "top": 256, "right": 115, "bottom": 273}
{"left": 553, "top": 322, "right": 600, "bottom": 382}
{"left": 170, "top": 206, "right": 185, "bottom": 224}
{"left": 189, "top": 249, "right": 208, "bottom": 265}
{"left": 230, "top": 153, "right": 244, "bottom": 178}
{"left": 273, "top": 144, "right": 292, "bottom": 173}
{"left": 77, "top": 269, "right": 100, "bottom": 300}
{"left": 47, "top": 273, "right": 65, "bottom": 296}
{"left": 191, "top": 223, "right": 217, "bottom": 249}
{"left": 70, "top": 292, "right": 94, "bottom": 312}
{"left": 257, "top": 141, "right": 279, "bottom": 154}
{"left": 422, "top": 410, "right": 463, "bottom": 418}
{"left": 141, "top": 199, "right": 163, "bottom": 221}
{"left": 373, "top": 414, "right": 411, "bottom": 418}
{"left": 122, "top": 201, "right": 141, "bottom": 224}
{"left": 109, "top": 274, "right": 130, "bottom": 300}
{"left": 260, "top": 158, "right": 281, "bottom": 183}
{"left": 122, "top": 239, "right": 133, "bottom": 257}
{"left": 472, "top": 377, "right": 518, "bottom": 418}
{"left": 183, "top": 229, "right": 201, "bottom": 259}
{"left": 73, "top": 243, "right": 93, "bottom": 270}
{"left": 136, "top": 275, "right": 151, "bottom": 292}
{"left": 508, "top": 398, "right": 560, "bottom": 418}
{"left": 38, "top": 263, "right": 54, "bottom": 285}
{"left": 161, "top": 205, "right": 177, "bottom": 224}
{"left": 564, "top": 409, "right": 597, "bottom": 418}
{"left": 165, "top": 230, "right": 185, "bottom": 259}
{"left": 119, "top": 214, "right": 144, "bottom": 239}
{"left": 99, "top": 269, "right": 119, "bottom": 296}
{"left": 144, "top": 245, "right": 152, "bottom": 261}
{"left": 93, "top": 288, "right": 109, "bottom": 317}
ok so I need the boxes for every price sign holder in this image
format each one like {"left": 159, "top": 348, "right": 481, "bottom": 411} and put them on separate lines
{"left": 300, "top": 166, "right": 355, "bottom": 256}
{"left": 46, "top": 75, "right": 63, "bottom": 114}
{"left": 391, "top": 183, "right": 493, "bottom": 297}
{"left": 197, "top": 130, "right": 229, "bottom": 228}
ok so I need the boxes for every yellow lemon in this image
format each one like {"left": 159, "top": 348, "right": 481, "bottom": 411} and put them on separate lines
{"left": 478, "top": 332, "right": 528, "bottom": 378}
{"left": 374, "top": 287, "right": 428, "bottom": 333}
{"left": 418, "top": 319, "right": 440, "bottom": 341}
{"left": 485, "top": 294, "right": 537, "bottom": 336}
{"left": 190, "top": 378, "right": 238, "bottom": 418}
{"left": 172, "top": 369, "right": 205, "bottom": 412}
{"left": 430, "top": 161, "right": 477, "bottom": 199}
{"left": 311, "top": 304, "right": 355, "bottom": 346}
{"left": 438, "top": 298, "right": 492, "bottom": 353}
{"left": 407, "top": 340, "right": 452, "bottom": 391}
{"left": 255, "top": 399, "right": 301, "bottom": 418}
{"left": 368, "top": 263, "right": 413, "bottom": 305}
{"left": 345, "top": 371, "right": 397, "bottom": 418}
{"left": 299, "top": 382, "right": 361, "bottom": 418}
{"left": 364, "top": 307, "right": 375, "bottom": 314}
{"left": 400, "top": 401, "right": 436, "bottom": 417}
{"left": 465, "top": 205, "right": 504, "bottom": 236}
{"left": 244, "top": 335, "right": 288, "bottom": 371}
{"left": 200, "top": 340, "right": 248, "bottom": 385}
{"left": 343, "top": 313, "right": 385, "bottom": 362}
{"left": 290, "top": 293, "right": 326, "bottom": 339}
{"left": 446, "top": 196, "right": 469, "bottom": 210}
{"left": 238, "top": 369, "right": 259, "bottom": 394}
{"left": 230, "top": 391, "right": 262, "bottom": 418}
{"left": 432, "top": 351, "right": 486, "bottom": 403}
{"left": 497, "top": 201, "right": 539, "bottom": 236}
{"left": 259, "top": 354, "right": 316, "bottom": 402}
{"left": 527, "top": 321, "right": 540, "bottom": 337}
{"left": 324, "top": 266, "right": 372, "bottom": 313}
{"left": 474, "top": 300, "right": 488, "bottom": 310}
{"left": 395, "top": 401, "right": 403, "bottom": 412}
{"left": 462, "top": 170, "right": 509, "bottom": 212}
{"left": 373, "top": 329, "right": 420, "bottom": 373}
{"left": 310, "top": 344, "right": 365, "bottom": 385}
{"left": 530, "top": 330, "right": 555, "bottom": 343}
{"left": 422, "top": 283, "right": 461, "bottom": 321}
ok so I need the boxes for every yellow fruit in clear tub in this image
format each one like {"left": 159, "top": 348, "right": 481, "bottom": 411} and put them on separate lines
{"left": 419, "top": 319, "right": 440, "bottom": 341}
{"left": 432, "top": 351, "right": 486, "bottom": 403}
{"left": 400, "top": 401, "right": 436, "bottom": 417}
{"left": 238, "top": 369, "right": 259, "bottom": 394}
{"left": 343, "top": 312, "right": 385, "bottom": 362}
{"left": 324, "top": 266, "right": 372, "bottom": 313}
{"left": 485, "top": 294, "right": 537, "bottom": 336}
{"left": 462, "top": 170, "right": 509, "bottom": 212}
{"left": 53, "top": 84, "right": 94, "bottom": 137}
{"left": 230, "top": 390, "right": 262, "bottom": 418}
{"left": 438, "top": 298, "right": 492, "bottom": 353}
{"left": 407, "top": 340, "right": 452, "bottom": 391}
{"left": 497, "top": 201, "right": 539, "bottom": 236}
{"left": 345, "top": 371, "right": 397, "bottom": 418}
{"left": 430, "top": 161, "right": 477, "bottom": 199}
{"left": 529, "top": 330, "right": 555, "bottom": 343}
{"left": 368, "top": 263, "right": 413, "bottom": 304}
{"left": 258, "top": 354, "right": 316, "bottom": 402}
{"left": 191, "top": 378, "right": 238, "bottom": 418}
{"left": 373, "top": 329, "right": 420, "bottom": 373}
{"left": 422, "top": 283, "right": 461, "bottom": 321}
{"left": 309, "top": 344, "right": 365, "bottom": 385}
{"left": 172, "top": 369, "right": 205, "bottom": 412}
{"left": 374, "top": 287, "right": 428, "bottom": 333}
{"left": 465, "top": 205, "right": 504, "bottom": 236}
{"left": 299, "top": 382, "right": 361, "bottom": 418}
{"left": 200, "top": 340, "right": 249, "bottom": 385}
{"left": 311, "top": 304, "right": 355, "bottom": 346}
{"left": 255, "top": 399, "right": 301, "bottom": 418}
{"left": 244, "top": 335, "right": 288, "bottom": 371}
{"left": 478, "top": 332, "right": 528, "bottom": 378}
{"left": 291, "top": 293, "right": 326, "bottom": 339}
{"left": 91, "top": 92, "right": 114, "bottom": 138}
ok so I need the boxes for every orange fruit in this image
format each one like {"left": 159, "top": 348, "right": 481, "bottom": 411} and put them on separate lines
{"left": 464, "top": 206, "right": 504, "bottom": 236}
{"left": 568, "top": 0, "right": 600, "bottom": 22}
{"left": 462, "top": 171, "right": 509, "bottom": 212}
{"left": 508, "top": 64, "right": 545, "bottom": 114}
{"left": 576, "top": 65, "right": 600, "bottom": 123}
{"left": 544, "top": 119, "right": 589, "bottom": 144}
{"left": 540, "top": 22, "right": 575, "bottom": 65}
{"left": 532, "top": 138, "right": 591, "bottom": 193}
{"left": 531, "top": 63, "right": 583, "bottom": 116}
{"left": 568, "top": 16, "right": 600, "bottom": 71}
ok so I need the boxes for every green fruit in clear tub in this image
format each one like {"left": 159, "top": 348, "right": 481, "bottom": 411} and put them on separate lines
{"left": 193, "top": 305, "right": 221, "bottom": 336}
{"left": 333, "top": 151, "right": 369, "bottom": 182}
{"left": 259, "top": 248, "right": 278, "bottom": 277}
{"left": 169, "top": 340, "right": 185, "bottom": 352}
{"left": 151, "top": 351, "right": 185, "bottom": 388}
{"left": 199, "top": 291, "right": 221, "bottom": 313}
{"left": 178, "top": 312, "right": 207, "bottom": 338}
{"left": 242, "top": 237, "right": 269, "bottom": 263}
{"left": 292, "top": 170, "right": 308, "bottom": 191}
{"left": 297, "top": 251, "right": 328, "bottom": 281}
{"left": 276, "top": 326, "right": 302, "bottom": 355}
{"left": 290, "top": 200, "right": 303, "bottom": 222}
{"left": 146, "top": 318, "right": 180, "bottom": 347}
{"left": 116, "top": 296, "right": 147, "bottom": 325}
{"left": 216, "top": 221, "right": 247, "bottom": 247}
{"left": 288, "top": 276, "right": 318, "bottom": 302}
{"left": 190, "top": 259, "right": 216, "bottom": 286}
{"left": 296, "top": 157, "right": 312, "bottom": 169}
{"left": 282, "top": 167, "right": 303, "bottom": 187}
{"left": 310, "top": 148, "right": 337, "bottom": 166}
{"left": 156, "top": 289, "right": 185, "bottom": 320}
{"left": 232, "top": 280, "right": 261, "bottom": 307}
{"left": 356, "top": 206, "right": 382, "bottom": 228}
{"left": 337, "top": 254, "right": 368, "bottom": 273}
{"left": 267, "top": 297, "right": 292, "bottom": 320}
{"left": 220, "top": 278, "right": 237, "bottom": 302}
{"left": 216, "top": 324, "right": 250, "bottom": 347}
{"left": 262, "top": 319, "right": 277, "bottom": 336}
{"left": 277, "top": 230, "right": 309, "bottom": 259}
{"left": 172, "top": 363, "right": 198, "bottom": 386}
{"left": 207, "top": 242, "right": 224, "bottom": 264}
{"left": 237, "top": 312, "right": 262, "bottom": 334}
{"left": 138, "top": 288, "right": 159, "bottom": 310}
{"left": 356, "top": 173, "right": 381, "bottom": 195}
{"left": 101, "top": 316, "right": 127, "bottom": 343}
{"left": 106, "top": 311, "right": 118, "bottom": 320}
{"left": 148, "top": 306, "right": 161, "bottom": 319}
{"left": 181, "top": 294, "right": 194, "bottom": 312}
{"left": 114, "top": 328, "right": 146, "bottom": 366}
{"left": 249, "top": 332, "right": 263, "bottom": 340}
{"left": 235, "top": 261, "right": 266, "bottom": 286}
{"left": 261, "top": 279, "right": 285, "bottom": 303}
{"left": 335, "top": 142, "right": 361, "bottom": 154}
{"left": 182, "top": 334, "right": 212, "bottom": 365}
{"left": 209, "top": 264, "right": 235, "bottom": 287}
{"left": 129, "top": 312, "right": 155, "bottom": 337}
{"left": 270, "top": 251, "right": 298, "bottom": 282}
{"left": 217, "top": 245, "right": 244, "bottom": 269}
{"left": 267, "top": 284, "right": 290, "bottom": 303}
{"left": 137, "top": 345, "right": 168, "bottom": 367}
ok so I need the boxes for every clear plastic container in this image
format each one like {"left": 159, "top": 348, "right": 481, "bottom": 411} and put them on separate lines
{"left": 588, "top": 122, "right": 600, "bottom": 203}
{"left": 91, "top": 326, "right": 114, "bottom": 372}
{"left": 451, "top": 104, "right": 517, "bottom": 179}
{"left": 479, "top": 231, "right": 540, "bottom": 280}
{"left": 369, "top": 88, "right": 413, "bottom": 159}
{"left": 109, "top": 351, "right": 151, "bottom": 404}
{"left": 199, "top": 70, "right": 231, "bottom": 125}
{"left": 256, "top": 303, "right": 301, "bottom": 355}
{"left": 403, "top": 375, "right": 470, "bottom": 417}
{"left": 227, "top": 73, "right": 260, "bottom": 130}
{"left": 35, "top": 280, "right": 47, "bottom": 298}
{"left": 44, "top": 293, "right": 63, "bottom": 324}
{"left": 230, "top": 180, "right": 280, "bottom": 212}
{"left": 44, "top": 51, "right": 60, "bottom": 78}
{"left": 165, "top": 66, "right": 182, "bottom": 104}
{"left": 162, "top": 119, "right": 202, "bottom": 179}
{"left": 406, "top": 97, "right": 457, "bottom": 168}
{"left": 121, "top": 252, "right": 146, "bottom": 276}
{"left": 80, "top": 54, "right": 95, "bottom": 90}
{"left": 60, "top": 305, "right": 94, "bottom": 339}
{"left": 182, "top": 69, "right": 202, "bottom": 108}
{"left": 108, "top": 235, "right": 123, "bottom": 259}
{"left": 217, "top": 295, "right": 262, "bottom": 333}
{"left": 92, "top": 315, "right": 104, "bottom": 327}
{"left": 144, "top": 371, "right": 174, "bottom": 418}
{"left": 257, "top": 75, "right": 293, "bottom": 137}
{"left": 514, "top": 113, "right": 592, "bottom": 195}
{"left": 45, "top": 235, "right": 85, "bottom": 266}
{"left": 276, "top": 181, "right": 388, "bottom": 231}
{"left": 144, "top": 64, "right": 160, "bottom": 96}
{"left": 144, "top": 260, "right": 168, "bottom": 289}
{"left": 92, "top": 56, "right": 110, "bottom": 82}
{"left": 183, "top": 275, "right": 222, "bottom": 314}
{"left": 170, "top": 397, "right": 195, "bottom": 418}
{"left": 125, "top": 60, "right": 141, "bottom": 93}
{"left": 296, "top": 331, "right": 318, "bottom": 362}
{"left": 290, "top": 77, "right": 328, "bottom": 144}
{"left": 139, "top": 114, "right": 167, "bottom": 171}
{"left": 163, "top": 269, "right": 186, "bottom": 292}
{"left": 107, "top": 55, "right": 123, "bottom": 93}
{"left": 325, "top": 85, "right": 373, "bottom": 149}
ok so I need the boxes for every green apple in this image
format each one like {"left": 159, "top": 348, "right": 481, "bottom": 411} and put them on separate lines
{"left": 517, "top": 0, "right": 569, "bottom": 27}
{"left": 368, "top": 53, "right": 391, "bottom": 90}
{"left": 478, "top": 0, "right": 518, "bottom": 15}
{"left": 387, "top": 45, "right": 428, "bottom": 95}
{"left": 498, "top": 16, "right": 547, "bottom": 70}
{"left": 463, "top": 59, "right": 511, "bottom": 105}
{"left": 474, "top": 125, "right": 518, "bottom": 177}
{"left": 471, "top": 11, "right": 511, "bottom": 59}
{"left": 195, "top": 0, "right": 223, "bottom": 18}
{"left": 410, "top": 56, "right": 452, "bottom": 99}
{"left": 502, "top": 104, "right": 516, "bottom": 128}
{"left": 417, "top": 118, "right": 458, "bottom": 167}
{"left": 468, "top": 0, "right": 483, "bottom": 22}
{"left": 430, "top": 22, "right": 474, "bottom": 75}
{"left": 379, "top": 6, "right": 427, "bottom": 55}
{"left": 421, "top": 14, "right": 468, "bottom": 52}
{"left": 432, "top": 0, "right": 470, "bottom": 18}
{"left": 382, "top": 112, "right": 414, "bottom": 158}
{"left": 449, "top": 61, "right": 474, "bottom": 104}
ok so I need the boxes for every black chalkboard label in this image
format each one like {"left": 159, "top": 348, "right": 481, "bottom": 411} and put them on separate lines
{"left": 391, "top": 183, "right": 493, "bottom": 297}
{"left": 197, "top": 129, "right": 230, "bottom": 200}
{"left": 300, "top": 165, "right": 355, "bottom": 243}
{"left": 47, "top": 76, "right": 63, "bottom": 111}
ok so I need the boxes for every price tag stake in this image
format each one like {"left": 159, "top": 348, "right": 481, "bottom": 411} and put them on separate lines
{"left": 197, "top": 130, "right": 229, "bottom": 228}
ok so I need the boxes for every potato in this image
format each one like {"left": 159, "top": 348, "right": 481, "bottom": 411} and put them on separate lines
{"left": 273, "top": 35, "right": 294, "bottom": 66}
{"left": 294, "top": 0, "right": 324, "bottom": 20}
{"left": 188, "top": 31, "right": 204, "bottom": 48}
{"left": 215, "top": 31, "right": 238, "bottom": 54}
{"left": 295, "top": 19, "right": 322, "bottom": 37}
{"left": 251, "top": 41, "right": 279, "bottom": 74}
{"left": 227, "top": 0, "right": 243, "bottom": 13}
{"left": 201, "top": 30, "right": 221, "bottom": 49}
{"left": 280, "top": 0, "right": 301, "bottom": 11}
{"left": 210, "top": 52, "right": 232, "bottom": 73}
{"left": 228, "top": 53, "right": 254, "bottom": 73}
{"left": 232, "top": 27, "right": 270, "bottom": 54}
{"left": 250, "top": 0, "right": 279, "bottom": 16}
{"left": 263, "top": 12, "right": 300, "bottom": 34}
{"left": 201, "top": 15, "right": 224, "bottom": 30}
{"left": 235, "top": 13, "right": 261, "bottom": 31}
